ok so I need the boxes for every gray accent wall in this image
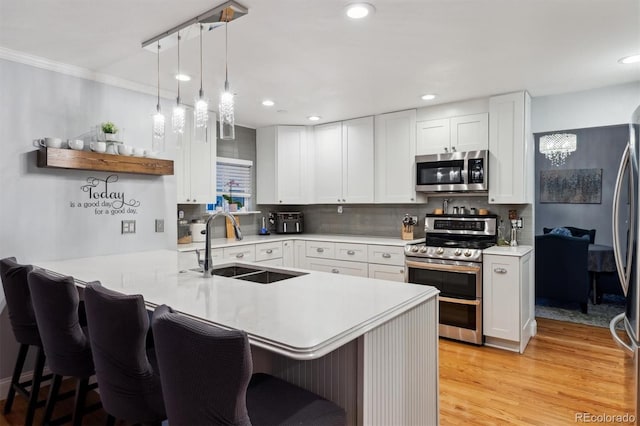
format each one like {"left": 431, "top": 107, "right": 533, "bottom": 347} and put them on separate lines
{"left": 534, "top": 124, "right": 629, "bottom": 246}
{"left": 0, "top": 58, "right": 178, "bottom": 379}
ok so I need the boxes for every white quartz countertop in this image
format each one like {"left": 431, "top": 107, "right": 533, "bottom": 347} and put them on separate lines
{"left": 483, "top": 245, "right": 533, "bottom": 257}
{"left": 34, "top": 250, "right": 437, "bottom": 360}
{"left": 177, "top": 234, "right": 424, "bottom": 252}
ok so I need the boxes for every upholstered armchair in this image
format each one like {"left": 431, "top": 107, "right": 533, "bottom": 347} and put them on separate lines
{"left": 535, "top": 233, "right": 591, "bottom": 313}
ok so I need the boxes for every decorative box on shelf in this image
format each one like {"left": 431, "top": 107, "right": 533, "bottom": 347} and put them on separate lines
{"left": 36, "top": 147, "right": 174, "bottom": 176}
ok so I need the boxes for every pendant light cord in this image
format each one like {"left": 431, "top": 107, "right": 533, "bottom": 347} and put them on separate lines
{"left": 176, "top": 33, "right": 181, "bottom": 102}
{"left": 156, "top": 41, "right": 161, "bottom": 111}
{"left": 225, "top": 20, "right": 229, "bottom": 85}
{"left": 199, "top": 24, "right": 204, "bottom": 96}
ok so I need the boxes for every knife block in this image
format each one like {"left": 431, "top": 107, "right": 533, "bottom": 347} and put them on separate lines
{"left": 402, "top": 225, "right": 414, "bottom": 240}
{"left": 226, "top": 216, "right": 240, "bottom": 239}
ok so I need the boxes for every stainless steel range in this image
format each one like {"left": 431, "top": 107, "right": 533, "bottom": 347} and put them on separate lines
{"left": 405, "top": 214, "right": 497, "bottom": 344}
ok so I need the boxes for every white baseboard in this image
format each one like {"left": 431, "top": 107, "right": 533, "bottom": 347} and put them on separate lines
{"left": 0, "top": 367, "right": 52, "bottom": 401}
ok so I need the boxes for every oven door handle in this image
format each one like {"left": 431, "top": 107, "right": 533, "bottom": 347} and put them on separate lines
{"left": 439, "top": 296, "right": 480, "bottom": 306}
{"left": 405, "top": 260, "right": 481, "bottom": 275}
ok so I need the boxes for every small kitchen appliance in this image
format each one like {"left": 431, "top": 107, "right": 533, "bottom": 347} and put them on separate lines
{"left": 405, "top": 214, "right": 498, "bottom": 344}
{"left": 274, "top": 212, "right": 303, "bottom": 234}
{"left": 415, "top": 150, "right": 488, "bottom": 193}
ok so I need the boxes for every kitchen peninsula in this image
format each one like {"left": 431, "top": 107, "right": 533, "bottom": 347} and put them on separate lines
{"left": 34, "top": 250, "right": 439, "bottom": 425}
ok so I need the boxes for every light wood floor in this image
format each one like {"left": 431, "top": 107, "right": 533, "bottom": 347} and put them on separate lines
{"left": 0, "top": 317, "right": 635, "bottom": 425}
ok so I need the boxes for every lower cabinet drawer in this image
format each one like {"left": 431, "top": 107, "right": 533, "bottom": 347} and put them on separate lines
{"left": 335, "top": 243, "right": 368, "bottom": 262}
{"left": 367, "top": 245, "right": 405, "bottom": 266}
{"left": 368, "top": 263, "right": 405, "bottom": 283}
{"left": 305, "top": 258, "right": 368, "bottom": 278}
{"left": 255, "top": 242, "right": 283, "bottom": 262}
{"left": 223, "top": 246, "right": 256, "bottom": 262}
{"left": 306, "top": 241, "right": 336, "bottom": 259}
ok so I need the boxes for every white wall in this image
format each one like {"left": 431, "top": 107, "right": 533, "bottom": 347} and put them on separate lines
{"left": 532, "top": 81, "right": 640, "bottom": 132}
{"left": 0, "top": 58, "right": 178, "bottom": 378}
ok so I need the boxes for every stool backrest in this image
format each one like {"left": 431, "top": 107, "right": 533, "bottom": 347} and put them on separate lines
{"left": 0, "top": 257, "right": 39, "bottom": 346}
{"left": 83, "top": 283, "right": 165, "bottom": 422}
{"left": 151, "top": 304, "right": 252, "bottom": 426}
{"left": 27, "top": 270, "right": 94, "bottom": 378}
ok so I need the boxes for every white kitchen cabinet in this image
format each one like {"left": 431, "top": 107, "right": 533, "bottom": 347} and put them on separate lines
{"left": 293, "top": 240, "right": 306, "bottom": 269}
{"left": 368, "top": 263, "right": 405, "bottom": 282}
{"left": 488, "top": 91, "right": 533, "bottom": 204}
{"left": 255, "top": 257, "right": 284, "bottom": 267}
{"left": 374, "top": 109, "right": 420, "bottom": 203}
{"left": 305, "top": 257, "right": 369, "bottom": 278}
{"left": 222, "top": 245, "right": 256, "bottom": 263}
{"left": 305, "top": 241, "right": 336, "bottom": 259}
{"left": 176, "top": 114, "right": 217, "bottom": 204}
{"left": 334, "top": 242, "right": 368, "bottom": 263}
{"left": 483, "top": 248, "right": 534, "bottom": 353}
{"left": 367, "top": 245, "right": 405, "bottom": 266}
{"left": 255, "top": 241, "right": 283, "bottom": 262}
{"left": 256, "top": 126, "right": 309, "bottom": 205}
{"left": 282, "top": 240, "right": 294, "bottom": 267}
{"left": 416, "top": 113, "right": 488, "bottom": 156}
{"left": 312, "top": 117, "right": 374, "bottom": 204}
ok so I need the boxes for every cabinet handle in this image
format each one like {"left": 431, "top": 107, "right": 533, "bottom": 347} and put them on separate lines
{"left": 342, "top": 199, "right": 346, "bottom": 202}
{"left": 444, "top": 147, "right": 448, "bottom": 152}
{"left": 347, "top": 250, "right": 355, "bottom": 255}
{"left": 491, "top": 198, "right": 495, "bottom": 202}
{"left": 279, "top": 200, "right": 283, "bottom": 203}
{"left": 410, "top": 198, "right": 414, "bottom": 201}
{"left": 236, "top": 253, "right": 244, "bottom": 259}
{"left": 193, "top": 199, "right": 196, "bottom": 202}
{"left": 331, "top": 268, "right": 340, "bottom": 274}
{"left": 338, "top": 199, "right": 341, "bottom": 202}
{"left": 494, "top": 267, "right": 507, "bottom": 274}
{"left": 317, "top": 248, "right": 324, "bottom": 253}
{"left": 266, "top": 249, "right": 273, "bottom": 254}
{"left": 451, "top": 146, "right": 456, "bottom": 152}
{"left": 382, "top": 253, "right": 391, "bottom": 258}
{"left": 186, "top": 198, "right": 191, "bottom": 202}
{"left": 400, "top": 269, "right": 404, "bottom": 273}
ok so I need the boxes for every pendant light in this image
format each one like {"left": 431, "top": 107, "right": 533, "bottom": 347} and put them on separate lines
{"left": 194, "top": 24, "right": 209, "bottom": 128}
{"left": 219, "top": 18, "right": 235, "bottom": 140}
{"left": 152, "top": 41, "right": 166, "bottom": 151}
{"left": 172, "top": 33, "right": 186, "bottom": 134}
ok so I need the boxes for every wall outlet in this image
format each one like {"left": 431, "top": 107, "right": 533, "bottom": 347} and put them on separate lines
{"left": 411, "top": 215, "right": 418, "bottom": 224}
{"left": 155, "top": 219, "right": 164, "bottom": 233}
{"left": 121, "top": 220, "right": 136, "bottom": 234}
{"left": 337, "top": 205, "right": 343, "bottom": 214}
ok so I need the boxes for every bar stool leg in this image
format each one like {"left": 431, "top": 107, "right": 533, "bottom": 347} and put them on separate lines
{"left": 42, "top": 374, "right": 62, "bottom": 425}
{"left": 105, "top": 414, "right": 116, "bottom": 426}
{"left": 71, "top": 378, "right": 89, "bottom": 426}
{"left": 3, "top": 343, "right": 29, "bottom": 414}
{"left": 24, "top": 346, "right": 46, "bottom": 426}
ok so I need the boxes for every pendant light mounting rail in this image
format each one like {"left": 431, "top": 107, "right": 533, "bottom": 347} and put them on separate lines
{"left": 141, "top": 0, "right": 248, "bottom": 50}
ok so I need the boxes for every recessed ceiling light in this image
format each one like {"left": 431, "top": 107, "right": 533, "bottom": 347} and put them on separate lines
{"left": 619, "top": 54, "right": 640, "bottom": 64}
{"left": 262, "top": 100, "right": 275, "bottom": 107}
{"left": 421, "top": 94, "right": 437, "bottom": 101}
{"left": 308, "top": 116, "right": 321, "bottom": 121}
{"left": 345, "top": 3, "right": 375, "bottom": 19}
{"left": 175, "top": 74, "right": 191, "bottom": 82}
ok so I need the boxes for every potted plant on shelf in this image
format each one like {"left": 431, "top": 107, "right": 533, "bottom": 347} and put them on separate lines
{"left": 101, "top": 121, "right": 118, "bottom": 141}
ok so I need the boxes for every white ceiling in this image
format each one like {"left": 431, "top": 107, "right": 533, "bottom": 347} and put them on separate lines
{"left": 1, "top": 0, "right": 639, "bottom": 128}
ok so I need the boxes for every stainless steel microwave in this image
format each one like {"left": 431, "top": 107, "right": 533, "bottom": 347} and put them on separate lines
{"left": 415, "top": 150, "right": 488, "bottom": 193}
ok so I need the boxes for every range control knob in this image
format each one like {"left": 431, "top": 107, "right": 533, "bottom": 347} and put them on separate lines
{"left": 419, "top": 246, "right": 427, "bottom": 253}
{"left": 411, "top": 246, "right": 419, "bottom": 253}
{"left": 454, "top": 249, "right": 462, "bottom": 256}
{"left": 436, "top": 247, "right": 445, "bottom": 255}
{"left": 464, "top": 249, "right": 472, "bottom": 257}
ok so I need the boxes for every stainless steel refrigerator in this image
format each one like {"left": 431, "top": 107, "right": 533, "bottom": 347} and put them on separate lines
{"left": 611, "top": 104, "right": 639, "bottom": 419}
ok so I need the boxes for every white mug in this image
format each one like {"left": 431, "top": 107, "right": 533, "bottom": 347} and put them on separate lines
{"left": 67, "top": 139, "right": 84, "bottom": 150}
{"left": 33, "top": 137, "right": 62, "bottom": 148}
{"left": 106, "top": 143, "right": 118, "bottom": 155}
{"left": 118, "top": 144, "right": 133, "bottom": 156}
{"left": 89, "top": 141, "right": 107, "bottom": 153}
{"left": 133, "top": 147, "right": 145, "bottom": 157}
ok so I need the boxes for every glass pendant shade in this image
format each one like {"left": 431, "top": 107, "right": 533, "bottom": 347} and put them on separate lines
{"left": 219, "top": 83, "right": 235, "bottom": 140}
{"left": 539, "top": 133, "right": 577, "bottom": 167}
{"left": 172, "top": 103, "right": 185, "bottom": 134}
{"left": 194, "top": 93, "right": 209, "bottom": 128}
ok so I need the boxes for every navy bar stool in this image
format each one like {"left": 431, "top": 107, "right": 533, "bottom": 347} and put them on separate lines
{"left": 83, "top": 283, "right": 166, "bottom": 426}
{"left": 0, "top": 257, "right": 50, "bottom": 426}
{"left": 151, "top": 304, "right": 346, "bottom": 426}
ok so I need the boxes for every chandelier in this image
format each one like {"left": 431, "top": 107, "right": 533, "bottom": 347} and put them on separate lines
{"left": 539, "top": 133, "right": 577, "bottom": 167}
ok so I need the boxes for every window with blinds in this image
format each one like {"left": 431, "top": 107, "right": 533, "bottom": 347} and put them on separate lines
{"left": 216, "top": 157, "right": 253, "bottom": 208}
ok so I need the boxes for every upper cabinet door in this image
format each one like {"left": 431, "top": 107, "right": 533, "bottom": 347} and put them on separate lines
{"left": 488, "top": 91, "right": 533, "bottom": 204}
{"left": 342, "top": 117, "right": 374, "bottom": 203}
{"left": 277, "top": 126, "right": 309, "bottom": 204}
{"left": 416, "top": 119, "right": 450, "bottom": 155}
{"left": 374, "top": 110, "right": 419, "bottom": 204}
{"left": 313, "top": 122, "right": 343, "bottom": 203}
{"left": 450, "top": 113, "right": 488, "bottom": 153}
{"left": 177, "top": 112, "right": 217, "bottom": 204}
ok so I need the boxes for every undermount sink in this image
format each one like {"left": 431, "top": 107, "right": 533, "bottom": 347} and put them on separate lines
{"left": 188, "top": 263, "right": 307, "bottom": 284}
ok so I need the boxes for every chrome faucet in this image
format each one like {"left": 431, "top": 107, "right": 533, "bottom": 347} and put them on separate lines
{"left": 203, "top": 211, "right": 243, "bottom": 276}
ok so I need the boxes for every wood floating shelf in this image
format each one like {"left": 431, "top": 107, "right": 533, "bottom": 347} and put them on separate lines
{"left": 36, "top": 148, "right": 174, "bottom": 176}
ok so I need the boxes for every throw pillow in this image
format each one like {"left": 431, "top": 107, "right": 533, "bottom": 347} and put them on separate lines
{"left": 550, "top": 227, "right": 572, "bottom": 237}
{"left": 580, "top": 234, "right": 591, "bottom": 240}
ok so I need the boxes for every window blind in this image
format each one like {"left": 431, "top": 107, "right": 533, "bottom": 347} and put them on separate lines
{"left": 216, "top": 157, "right": 253, "bottom": 197}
